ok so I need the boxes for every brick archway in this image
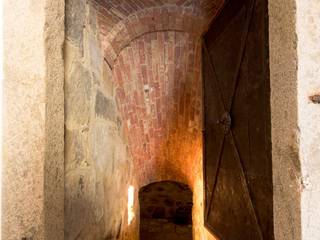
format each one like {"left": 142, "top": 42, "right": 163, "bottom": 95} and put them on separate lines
{"left": 139, "top": 181, "right": 193, "bottom": 240}
{"left": 92, "top": 0, "right": 225, "bottom": 188}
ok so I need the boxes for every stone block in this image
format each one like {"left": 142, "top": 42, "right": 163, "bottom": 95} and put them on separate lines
{"left": 88, "top": 3, "right": 97, "bottom": 35}
{"left": 102, "top": 61, "right": 114, "bottom": 97}
{"left": 65, "top": 168, "right": 97, "bottom": 240}
{"left": 90, "top": 120, "right": 116, "bottom": 173}
{"left": 64, "top": 40, "right": 81, "bottom": 80}
{"left": 65, "top": 127, "right": 90, "bottom": 173}
{"left": 66, "top": 0, "right": 86, "bottom": 50}
{"left": 65, "top": 62, "right": 92, "bottom": 126}
{"left": 95, "top": 90, "right": 116, "bottom": 121}
{"left": 83, "top": 26, "right": 103, "bottom": 76}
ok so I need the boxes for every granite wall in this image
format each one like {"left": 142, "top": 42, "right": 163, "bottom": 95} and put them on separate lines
{"left": 3, "top": 0, "right": 64, "bottom": 239}
{"left": 65, "top": 1, "right": 138, "bottom": 239}
{"left": 269, "top": 0, "right": 301, "bottom": 239}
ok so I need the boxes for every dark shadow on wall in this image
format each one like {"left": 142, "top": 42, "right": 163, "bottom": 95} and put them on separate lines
{"left": 139, "top": 181, "right": 193, "bottom": 240}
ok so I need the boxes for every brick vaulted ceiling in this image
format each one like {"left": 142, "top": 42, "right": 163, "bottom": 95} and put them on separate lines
{"left": 92, "top": 0, "right": 225, "bottom": 186}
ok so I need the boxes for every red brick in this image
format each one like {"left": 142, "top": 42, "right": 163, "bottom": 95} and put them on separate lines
{"left": 93, "top": 0, "right": 225, "bottom": 187}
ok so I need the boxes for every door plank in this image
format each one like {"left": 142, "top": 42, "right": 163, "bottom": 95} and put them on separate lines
{"left": 203, "top": 0, "right": 273, "bottom": 239}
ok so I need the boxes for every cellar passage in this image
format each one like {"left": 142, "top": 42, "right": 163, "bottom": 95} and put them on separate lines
{"left": 4, "top": 0, "right": 315, "bottom": 239}
{"left": 139, "top": 181, "right": 193, "bottom": 240}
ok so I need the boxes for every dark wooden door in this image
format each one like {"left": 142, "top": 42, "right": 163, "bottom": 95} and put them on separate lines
{"left": 203, "top": 0, "right": 273, "bottom": 239}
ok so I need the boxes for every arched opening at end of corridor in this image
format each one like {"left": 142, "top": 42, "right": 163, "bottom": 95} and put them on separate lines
{"left": 139, "top": 181, "right": 193, "bottom": 240}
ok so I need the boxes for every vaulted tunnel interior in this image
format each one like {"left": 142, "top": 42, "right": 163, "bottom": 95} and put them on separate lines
{"left": 65, "top": 0, "right": 224, "bottom": 239}
{"left": 6, "top": 0, "right": 317, "bottom": 238}
{"left": 63, "top": 0, "right": 273, "bottom": 239}
{"left": 65, "top": 0, "right": 225, "bottom": 238}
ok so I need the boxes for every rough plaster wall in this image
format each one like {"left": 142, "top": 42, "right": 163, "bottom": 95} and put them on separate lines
{"left": 268, "top": 0, "right": 301, "bottom": 239}
{"left": 3, "top": 0, "right": 64, "bottom": 239}
{"left": 44, "top": 1, "right": 65, "bottom": 238}
{"left": 296, "top": 1, "right": 320, "bottom": 239}
{"left": 64, "top": 1, "right": 138, "bottom": 239}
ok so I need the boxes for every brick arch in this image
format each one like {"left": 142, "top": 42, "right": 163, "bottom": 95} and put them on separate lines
{"left": 93, "top": 0, "right": 224, "bottom": 32}
{"left": 92, "top": 0, "right": 225, "bottom": 191}
{"left": 139, "top": 181, "right": 193, "bottom": 220}
{"left": 93, "top": 0, "right": 225, "bottom": 67}
{"left": 90, "top": 2, "right": 226, "bottom": 239}
{"left": 99, "top": 6, "right": 205, "bottom": 67}
{"left": 113, "top": 31, "right": 202, "bottom": 187}
{"left": 139, "top": 181, "right": 193, "bottom": 239}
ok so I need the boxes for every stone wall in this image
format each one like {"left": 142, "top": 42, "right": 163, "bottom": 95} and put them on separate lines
{"left": 3, "top": 0, "right": 64, "bottom": 239}
{"left": 269, "top": 0, "right": 301, "bottom": 239}
{"left": 64, "top": 1, "right": 138, "bottom": 239}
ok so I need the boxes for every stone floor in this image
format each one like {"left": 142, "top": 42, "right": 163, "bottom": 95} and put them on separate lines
{"left": 140, "top": 218, "right": 192, "bottom": 240}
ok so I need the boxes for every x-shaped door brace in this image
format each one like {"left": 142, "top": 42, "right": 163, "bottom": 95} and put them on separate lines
{"left": 203, "top": 0, "right": 264, "bottom": 238}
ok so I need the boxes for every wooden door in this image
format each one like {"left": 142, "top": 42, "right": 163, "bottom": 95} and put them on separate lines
{"left": 203, "top": 0, "right": 273, "bottom": 239}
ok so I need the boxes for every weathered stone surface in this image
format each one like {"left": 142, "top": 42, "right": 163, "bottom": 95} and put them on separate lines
{"left": 102, "top": 62, "right": 114, "bottom": 97}
{"left": 3, "top": 0, "right": 64, "bottom": 239}
{"left": 88, "top": 3, "right": 97, "bottom": 35}
{"left": 66, "top": 0, "right": 86, "bottom": 50}
{"left": 65, "top": 62, "right": 91, "bottom": 126}
{"left": 65, "top": 168, "right": 97, "bottom": 240}
{"left": 90, "top": 119, "right": 115, "bottom": 172}
{"left": 65, "top": 40, "right": 81, "bottom": 80}
{"left": 88, "top": 33, "right": 103, "bottom": 76}
{"left": 64, "top": 2, "right": 137, "bottom": 240}
{"left": 95, "top": 91, "right": 116, "bottom": 121}
{"left": 269, "top": 0, "right": 302, "bottom": 239}
{"left": 65, "top": 127, "right": 90, "bottom": 173}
